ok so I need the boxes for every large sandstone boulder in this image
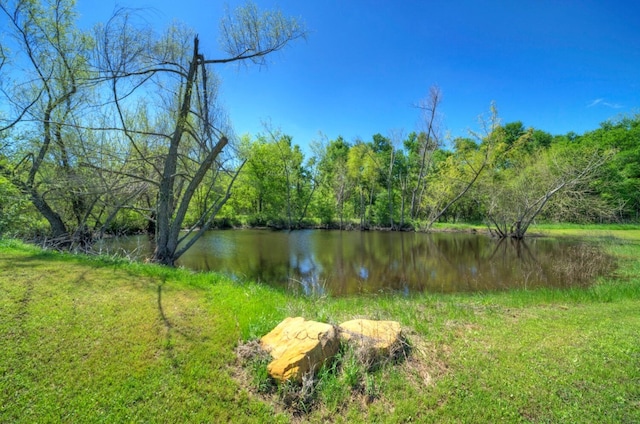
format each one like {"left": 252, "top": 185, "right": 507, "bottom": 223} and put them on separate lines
{"left": 339, "top": 319, "right": 403, "bottom": 365}
{"left": 260, "top": 317, "right": 339, "bottom": 382}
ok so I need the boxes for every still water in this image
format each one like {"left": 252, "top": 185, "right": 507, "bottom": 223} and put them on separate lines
{"left": 101, "top": 230, "right": 615, "bottom": 296}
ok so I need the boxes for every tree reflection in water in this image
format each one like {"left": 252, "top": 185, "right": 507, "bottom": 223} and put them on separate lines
{"left": 102, "top": 229, "right": 616, "bottom": 297}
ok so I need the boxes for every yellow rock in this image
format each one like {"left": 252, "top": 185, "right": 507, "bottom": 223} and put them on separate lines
{"left": 339, "top": 319, "right": 403, "bottom": 358}
{"left": 260, "top": 317, "right": 339, "bottom": 382}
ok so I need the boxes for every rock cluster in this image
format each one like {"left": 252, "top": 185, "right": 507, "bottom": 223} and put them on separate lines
{"left": 259, "top": 316, "right": 403, "bottom": 382}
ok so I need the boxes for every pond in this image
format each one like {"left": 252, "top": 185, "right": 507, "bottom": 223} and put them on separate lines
{"left": 98, "top": 229, "right": 616, "bottom": 296}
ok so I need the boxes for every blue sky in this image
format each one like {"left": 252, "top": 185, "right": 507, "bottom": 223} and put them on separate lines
{"left": 76, "top": 0, "right": 640, "bottom": 149}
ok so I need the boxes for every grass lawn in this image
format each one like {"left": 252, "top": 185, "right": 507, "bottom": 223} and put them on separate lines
{"left": 1, "top": 231, "right": 639, "bottom": 423}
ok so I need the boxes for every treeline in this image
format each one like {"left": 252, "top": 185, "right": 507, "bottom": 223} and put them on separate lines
{"left": 0, "top": 0, "right": 638, "bottom": 265}
{"left": 4, "top": 99, "right": 637, "bottom": 241}
{"left": 225, "top": 111, "right": 639, "bottom": 236}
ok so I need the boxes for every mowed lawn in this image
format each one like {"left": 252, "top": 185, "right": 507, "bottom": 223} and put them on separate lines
{"left": 1, "top": 235, "right": 639, "bottom": 423}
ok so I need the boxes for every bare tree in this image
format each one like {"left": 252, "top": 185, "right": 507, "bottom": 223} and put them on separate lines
{"left": 96, "top": 3, "right": 306, "bottom": 265}
{"left": 410, "top": 85, "right": 442, "bottom": 219}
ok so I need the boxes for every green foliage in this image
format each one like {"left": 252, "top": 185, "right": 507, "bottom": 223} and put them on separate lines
{"left": 226, "top": 113, "right": 640, "bottom": 230}
{"left": 313, "top": 190, "right": 335, "bottom": 226}
{"left": 232, "top": 132, "right": 316, "bottom": 229}
{"left": 313, "top": 136, "right": 353, "bottom": 228}
{"left": 372, "top": 190, "right": 392, "bottom": 225}
{"left": 0, "top": 174, "right": 29, "bottom": 236}
{"left": 1, "top": 0, "right": 309, "bottom": 263}
{"left": 580, "top": 115, "right": 640, "bottom": 220}
{"left": 219, "top": 1, "right": 306, "bottom": 66}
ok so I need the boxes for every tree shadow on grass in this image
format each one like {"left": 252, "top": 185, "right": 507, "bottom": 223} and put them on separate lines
{"left": 156, "top": 280, "right": 179, "bottom": 368}
{"left": 157, "top": 280, "right": 204, "bottom": 369}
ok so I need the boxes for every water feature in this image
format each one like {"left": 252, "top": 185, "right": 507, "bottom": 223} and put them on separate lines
{"left": 99, "top": 229, "right": 616, "bottom": 296}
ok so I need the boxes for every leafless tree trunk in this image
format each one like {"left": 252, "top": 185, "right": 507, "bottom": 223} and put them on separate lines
{"left": 410, "top": 85, "right": 442, "bottom": 219}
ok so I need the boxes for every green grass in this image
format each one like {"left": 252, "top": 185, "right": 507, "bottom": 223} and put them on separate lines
{"left": 429, "top": 220, "right": 640, "bottom": 240}
{"left": 0, "top": 241, "right": 291, "bottom": 423}
{"left": 429, "top": 221, "right": 485, "bottom": 231}
{"left": 1, "top": 230, "right": 639, "bottom": 423}
{"left": 530, "top": 222, "right": 640, "bottom": 241}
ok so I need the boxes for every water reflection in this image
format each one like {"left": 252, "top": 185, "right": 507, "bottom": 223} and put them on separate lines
{"left": 100, "top": 230, "right": 616, "bottom": 296}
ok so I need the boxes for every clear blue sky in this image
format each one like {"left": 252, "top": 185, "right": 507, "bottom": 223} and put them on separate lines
{"left": 76, "top": 0, "right": 640, "bottom": 149}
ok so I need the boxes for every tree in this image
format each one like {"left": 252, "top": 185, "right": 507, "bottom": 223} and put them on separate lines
{"left": 409, "top": 85, "right": 443, "bottom": 219}
{"left": 369, "top": 133, "right": 392, "bottom": 228}
{"left": 393, "top": 148, "right": 411, "bottom": 228}
{"left": 237, "top": 128, "right": 317, "bottom": 229}
{"left": 234, "top": 134, "right": 283, "bottom": 220}
{"left": 96, "top": 3, "right": 306, "bottom": 265}
{"left": 267, "top": 129, "right": 317, "bottom": 229}
{"left": 0, "top": 0, "right": 117, "bottom": 248}
{"left": 315, "top": 136, "right": 351, "bottom": 228}
{"left": 419, "top": 103, "right": 508, "bottom": 229}
{"left": 479, "top": 129, "right": 613, "bottom": 239}
{"left": 0, "top": 166, "right": 32, "bottom": 236}
{"left": 579, "top": 115, "right": 640, "bottom": 221}
{"left": 347, "top": 141, "right": 378, "bottom": 229}
{"left": 384, "top": 129, "right": 404, "bottom": 229}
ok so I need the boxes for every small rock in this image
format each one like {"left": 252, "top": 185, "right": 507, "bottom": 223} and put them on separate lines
{"left": 260, "top": 317, "right": 339, "bottom": 382}
{"left": 339, "top": 319, "right": 403, "bottom": 364}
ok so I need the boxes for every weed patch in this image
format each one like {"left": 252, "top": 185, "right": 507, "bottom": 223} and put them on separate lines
{"left": 234, "top": 334, "right": 414, "bottom": 418}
